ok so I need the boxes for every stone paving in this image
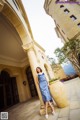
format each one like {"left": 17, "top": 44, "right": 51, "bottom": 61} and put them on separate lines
{"left": 3, "top": 77, "right": 80, "bottom": 120}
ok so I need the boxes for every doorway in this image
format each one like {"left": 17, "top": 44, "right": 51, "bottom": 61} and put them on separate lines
{"left": 26, "top": 66, "right": 38, "bottom": 97}
{"left": 0, "top": 70, "right": 19, "bottom": 111}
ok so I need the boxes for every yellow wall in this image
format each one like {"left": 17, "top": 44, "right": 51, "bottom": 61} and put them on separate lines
{"left": 0, "top": 64, "right": 31, "bottom": 102}
{"left": 52, "top": 64, "right": 67, "bottom": 79}
{"left": 44, "top": 0, "right": 80, "bottom": 42}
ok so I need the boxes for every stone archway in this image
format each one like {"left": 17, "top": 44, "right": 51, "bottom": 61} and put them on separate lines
{"left": 0, "top": 1, "right": 33, "bottom": 46}
{"left": 0, "top": 1, "right": 45, "bottom": 113}
{"left": 0, "top": 1, "right": 39, "bottom": 103}
{"left": 0, "top": 68, "right": 14, "bottom": 77}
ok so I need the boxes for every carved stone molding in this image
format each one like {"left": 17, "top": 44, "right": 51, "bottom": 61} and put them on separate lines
{"left": 44, "top": 0, "right": 50, "bottom": 14}
{"left": 22, "top": 41, "right": 34, "bottom": 51}
{"left": 0, "top": 0, "right": 5, "bottom": 12}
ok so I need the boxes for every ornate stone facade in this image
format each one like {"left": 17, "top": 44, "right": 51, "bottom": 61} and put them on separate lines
{"left": 0, "top": 0, "right": 54, "bottom": 113}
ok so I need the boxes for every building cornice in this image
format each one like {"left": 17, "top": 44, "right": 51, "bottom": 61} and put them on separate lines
{"left": 34, "top": 41, "right": 45, "bottom": 52}
{"left": 16, "top": 0, "right": 34, "bottom": 40}
{"left": 44, "top": 0, "right": 53, "bottom": 15}
{"left": 0, "top": 55, "right": 29, "bottom": 67}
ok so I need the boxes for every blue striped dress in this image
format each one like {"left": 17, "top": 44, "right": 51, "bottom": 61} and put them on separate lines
{"left": 38, "top": 73, "right": 52, "bottom": 102}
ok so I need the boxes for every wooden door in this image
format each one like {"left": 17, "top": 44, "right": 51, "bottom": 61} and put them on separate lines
{"left": 11, "top": 77, "right": 19, "bottom": 104}
{"left": 0, "top": 71, "right": 19, "bottom": 111}
{"left": 26, "top": 66, "right": 38, "bottom": 97}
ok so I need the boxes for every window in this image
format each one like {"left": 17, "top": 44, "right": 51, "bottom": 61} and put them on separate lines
{"left": 70, "top": 15, "right": 77, "bottom": 21}
{"left": 12, "top": 0, "right": 18, "bottom": 10}
{"left": 60, "top": 5, "right": 64, "bottom": 8}
{"left": 42, "top": 56, "right": 44, "bottom": 59}
{"left": 64, "top": 9, "right": 70, "bottom": 14}
{"left": 77, "top": 23, "right": 80, "bottom": 28}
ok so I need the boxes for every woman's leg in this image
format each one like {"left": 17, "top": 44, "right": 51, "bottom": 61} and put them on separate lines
{"left": 45, "top": 102, "right": 48, "bottom": 115}
{"left": 45, "top": 102, "right": 49, "bottom": 119}
{"left": 48, "top": 101, "right": 55, "bottom": 112}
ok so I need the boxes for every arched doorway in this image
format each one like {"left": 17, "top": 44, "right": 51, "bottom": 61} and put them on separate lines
{"left": 0, "top": 70, "right": 19, "bottom": 111}
{"left": 26, "top": 66, "right": 38, "bottom": 98}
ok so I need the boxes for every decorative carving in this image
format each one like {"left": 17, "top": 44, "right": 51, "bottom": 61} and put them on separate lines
{"left": 22, "top": 41, "right": 34, "bottom": 51}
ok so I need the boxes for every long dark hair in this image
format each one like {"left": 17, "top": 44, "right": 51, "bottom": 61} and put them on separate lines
{"left": 36, "top": 67, "right": 42, "bottom": 73}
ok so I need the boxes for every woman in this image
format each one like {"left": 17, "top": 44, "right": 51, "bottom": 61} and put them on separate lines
{"left": 36, "top": 67, "right": 55, "bottom": 119}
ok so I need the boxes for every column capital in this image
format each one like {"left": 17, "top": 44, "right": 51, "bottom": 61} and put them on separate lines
{"left": 22, "top": 41, "right": 34, "bottom": 51}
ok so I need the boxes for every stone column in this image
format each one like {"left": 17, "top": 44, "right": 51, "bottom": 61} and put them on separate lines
{"left": 46, "top": 64, "right": 54, "bottom": 80}
{"left": 34, "top": 45, "right": 54, "bottom": 80}
{"left": 22, "top": 42, "right": 45, "bottom": 114}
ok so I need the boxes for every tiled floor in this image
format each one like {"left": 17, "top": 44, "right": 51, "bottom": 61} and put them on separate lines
{"left": 1, "top": 77, "right": 80, "bottom": 120}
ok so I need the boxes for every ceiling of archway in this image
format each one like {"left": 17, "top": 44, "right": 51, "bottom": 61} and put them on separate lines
{"left": 0, "top": 14, "right": 28, "bottom": 62}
